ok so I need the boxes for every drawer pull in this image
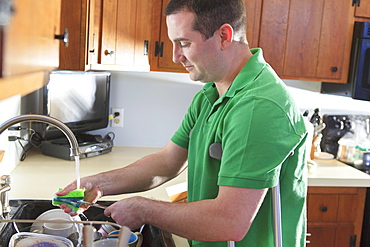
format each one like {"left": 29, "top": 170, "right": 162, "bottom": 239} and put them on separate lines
{"left": 55, "top": 28, "right": 69, "bottom": 47}
{"left": 321, "top": 206, "right": 328, "bottom": 212}
{"left": 104, "top": 50, "right": 115, "bottom": 56}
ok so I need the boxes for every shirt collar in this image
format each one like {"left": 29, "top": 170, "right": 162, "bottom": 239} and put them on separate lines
{"left": 224, "top": 48, "right": 267, "bottom": 98}
{"left": 202, "top": 48, "right": 267, "bottom": 104}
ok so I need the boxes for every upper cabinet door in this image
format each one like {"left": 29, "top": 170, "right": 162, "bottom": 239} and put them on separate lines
{"left": 59, "top": 0, "right": 151, "bottom": 71}
{"left": 0, "top": 0, "right": 61, "bottom": 101}
{"left": 59, "top": 0, "right": 88, "bottom": 71}
{"left": 150, "top": 0, "right": 263, "bottom": 73}
{"left": 243, "top": 0, "right": 262, "bottom": 49}
{"left": 94, "top": 0, "right": 151, "bottom": 70}
{"left": 150, "top": 0, "right": 185, "bottom": 73}
{"left": 355, "top": 0, "right": 370, "bottom": 18}
{"left": 316, "top": 0, "right": 355, "bottom": 80}
{"left": 1, "top": 0, "right": 61, "bottom": 77}
{"left": 133, "top": 0, "right": 153, "bottom": 68}
{"left": 99, "top": 0, "right": 118, "bottom": 65}
{"left": 113, "top": 0, "right": 152, "bottom": 68}
{"left": 259, "top": 0, "right": 355, "bottom": 83}
{"left": 258, "top": 0, "right": 290, "bottom": 76}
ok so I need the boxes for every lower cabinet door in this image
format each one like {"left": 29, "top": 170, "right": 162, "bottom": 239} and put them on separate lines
{"left": 307, "top": 225, "right": 355, "bottom": 247}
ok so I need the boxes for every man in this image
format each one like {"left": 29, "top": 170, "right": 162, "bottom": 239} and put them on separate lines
{"left": 58, "top": 0, "right": 308, "bottom": 246}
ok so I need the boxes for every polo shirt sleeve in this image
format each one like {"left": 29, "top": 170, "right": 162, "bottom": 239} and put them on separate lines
{"left": 218, "top": 95, "right": 306, "bottom": 189}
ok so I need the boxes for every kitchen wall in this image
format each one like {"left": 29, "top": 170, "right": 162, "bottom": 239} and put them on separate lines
{"left": 92, "top": 71, "right": 203, "bottom": 147}
{"left": 0, "top": 95, "right": 23, "bottom": 175}
{"left": 1, "top": 71, "right": 370, "bottom": 174}
{"left": 91, "top": 71, "right": 370, "bottom": 147}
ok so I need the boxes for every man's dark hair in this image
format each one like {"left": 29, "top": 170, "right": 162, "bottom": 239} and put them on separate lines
{"left": 164, "top": 0, "right": 247, "bottom": 41}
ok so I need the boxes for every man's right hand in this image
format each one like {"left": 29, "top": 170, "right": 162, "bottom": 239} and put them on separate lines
{"left": 55, "top": 178, "right": 103, "bottom": 215}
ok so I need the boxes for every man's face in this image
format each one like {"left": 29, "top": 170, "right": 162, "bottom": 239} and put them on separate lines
{"left": 166, "top": 10, "right": 223, "bottom": 83}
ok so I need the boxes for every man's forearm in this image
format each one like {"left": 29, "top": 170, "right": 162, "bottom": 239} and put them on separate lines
{"left": 105, "top": 186, "right": 267, "bottom": 242}
{"left": 93, "top": 143, "right": 188, "bottom": 196}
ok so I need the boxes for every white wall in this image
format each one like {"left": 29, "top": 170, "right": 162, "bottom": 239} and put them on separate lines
{"left": 92, "top": 71, "right": 203, "bottom": 147}
{"left": 91, "top": 71, "right": 370, "bottom": 148}
{"left": 2, "top": 70, "right": 370, "bottom": 163}
{"left": 2, "top": 71, "right": 370, "bottom": 173}
{"left": 0, "top": 95, "right": 23, "bottom": 175}
{"left": 283, "top": 79, "right": 370, "bottom": 115}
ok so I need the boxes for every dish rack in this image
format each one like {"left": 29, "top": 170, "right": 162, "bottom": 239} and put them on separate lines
{"left": 0, "top": 200, "right": 175, "bottom": 247}
{"left": 1, "top": 218, "right": 130, "bottom": 247}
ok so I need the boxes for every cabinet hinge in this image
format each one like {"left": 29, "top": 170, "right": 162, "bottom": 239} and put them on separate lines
{"left": 155, "top": 41, "right": 164, "bottom": 57}
{"left": 350, "top": 234, "right": 356, "bottom": 247}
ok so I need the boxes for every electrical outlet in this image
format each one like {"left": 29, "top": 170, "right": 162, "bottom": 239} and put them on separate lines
{"left": 8, "top": 125, "right": 22, "bottom": 139}
{"left": 111, "top": 107, "right": 124, "bottom": 127}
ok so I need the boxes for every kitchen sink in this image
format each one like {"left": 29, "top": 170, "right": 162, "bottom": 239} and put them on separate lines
{"left": 0, "top": 200, "right": 175, "bottom": 247}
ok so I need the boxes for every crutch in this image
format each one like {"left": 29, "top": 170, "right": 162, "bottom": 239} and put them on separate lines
{"left": 227, "top": 183, "right": 282, "bottom": 247}
{"left": 209, "top": 143, "right": 283, "bottom": 247}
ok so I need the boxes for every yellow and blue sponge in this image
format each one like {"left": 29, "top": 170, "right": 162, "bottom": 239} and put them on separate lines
{"left": 52, "top": 189, "right": 84, "bottom": 213}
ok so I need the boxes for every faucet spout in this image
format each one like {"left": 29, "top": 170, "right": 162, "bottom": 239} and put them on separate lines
{"left": 0, "top": 114, "right": 80, "bottom": 156}
{"left": 0, "top": 115, "right": 80, "bottom": 222}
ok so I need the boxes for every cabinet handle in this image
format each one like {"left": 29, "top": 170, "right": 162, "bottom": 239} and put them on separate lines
{"left": 104, "top": 50, "right": 115, "bottom": 56}
{"left": 352, "top": 0, "right": 360, "bottom": 6}
{"left": 54, "top": 28, "right": 69, "bottom": 47}
{"left": 321, "top": 206, "right": 328, "bottom": 212}
{"left": 350, "top": 235, "right": 357, "bottom": 247}
{"left": 331, "top": 67, "right": 338, "bottom": 72}
{"left": 144, "top": 40, "right": 149, "bottom": 56}
{"left": 155, "top": 41, "right": 164, "bottom": 57}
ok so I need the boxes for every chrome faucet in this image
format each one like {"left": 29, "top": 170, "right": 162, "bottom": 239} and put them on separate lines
{"left": 0, "top": 114, "right": 81, "bottom": 219}
{"left": 0, "top": 175, "right": 11, "bottom": 218}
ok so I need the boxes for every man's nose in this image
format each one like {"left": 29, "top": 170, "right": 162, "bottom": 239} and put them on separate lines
{"left": 173, "top": 45, "right": 185, "bottom": 63}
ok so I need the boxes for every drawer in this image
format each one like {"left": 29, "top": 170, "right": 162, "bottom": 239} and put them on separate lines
{"left": 307, "top": 194, "right": 358, "bottom": 222}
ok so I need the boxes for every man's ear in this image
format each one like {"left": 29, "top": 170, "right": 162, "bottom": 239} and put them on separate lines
{"left": 219, "top": 24, "right": 233, "bottom": 50}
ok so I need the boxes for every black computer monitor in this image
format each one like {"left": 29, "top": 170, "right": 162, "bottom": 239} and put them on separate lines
{"left": 43, "top": 71, "right": 111, "bottom": 140}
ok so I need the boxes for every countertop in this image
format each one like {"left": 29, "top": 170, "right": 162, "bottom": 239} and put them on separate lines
{"left": 8, "top": 146, "right": 182, "bottom": 201}
{"left": 8, "top": 146, "right": 189, "bottom": 246}
{"left": 308, "top": 158, "right": 370, "bottom": 187}
{"left": 6, "top": 146, "right": 370, "bottom": 246}
{"left": 8, "top": 147, "right": 370, "bottom": 200}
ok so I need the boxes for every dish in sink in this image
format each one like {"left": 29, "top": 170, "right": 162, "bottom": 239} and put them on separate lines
{"left": 0, "top": 200, "right": 175, "bottom": 247}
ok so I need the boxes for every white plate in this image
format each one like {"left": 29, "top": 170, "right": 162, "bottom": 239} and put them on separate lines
{"left": 9, "top": 232, "right": 73, "bottom": 247}
{"left": 314, "top": 152, "right": 334, "bottom": 160}
{"left": 30, "top": 209, "right": 80, "bottom": 235}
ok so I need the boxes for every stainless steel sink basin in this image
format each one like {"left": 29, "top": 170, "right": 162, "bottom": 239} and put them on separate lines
{"left": 0, "top": 200, "right": 175, "bottom": 247}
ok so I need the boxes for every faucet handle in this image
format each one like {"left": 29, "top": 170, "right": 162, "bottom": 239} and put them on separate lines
{"left": 0, "top": 175, "right": 11, "bottom": 217}
{"left": 0, "top": 175, "right": 11, "bottom": 186}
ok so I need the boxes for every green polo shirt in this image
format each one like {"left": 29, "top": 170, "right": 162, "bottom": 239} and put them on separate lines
{"left": 171, "top": 48, "right": 308, "bottom": 246}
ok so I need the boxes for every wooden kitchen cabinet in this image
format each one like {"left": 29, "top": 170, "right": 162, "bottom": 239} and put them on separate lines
{"left": 355, "top": 0, "right": 370, "bottom": 18}
{"left": 306, "top": 187, "right": 366, "bottom": 247}
{"left": 150, "top": 0, "right": 262, "bottom": 73}
{"left": 0, "top": 0, "right": 61, "bottom": 101}
{"left": 59, "top": 0, "right": 152, "bottom": 72}
{"left": 58, "top": 0, "right": 88, "bottom": 71}
{"left": 259, "top": 0, "right": 355, "bottom": 83}
{"left": 150, "top": 0, "right": 184, "bottom": 72}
